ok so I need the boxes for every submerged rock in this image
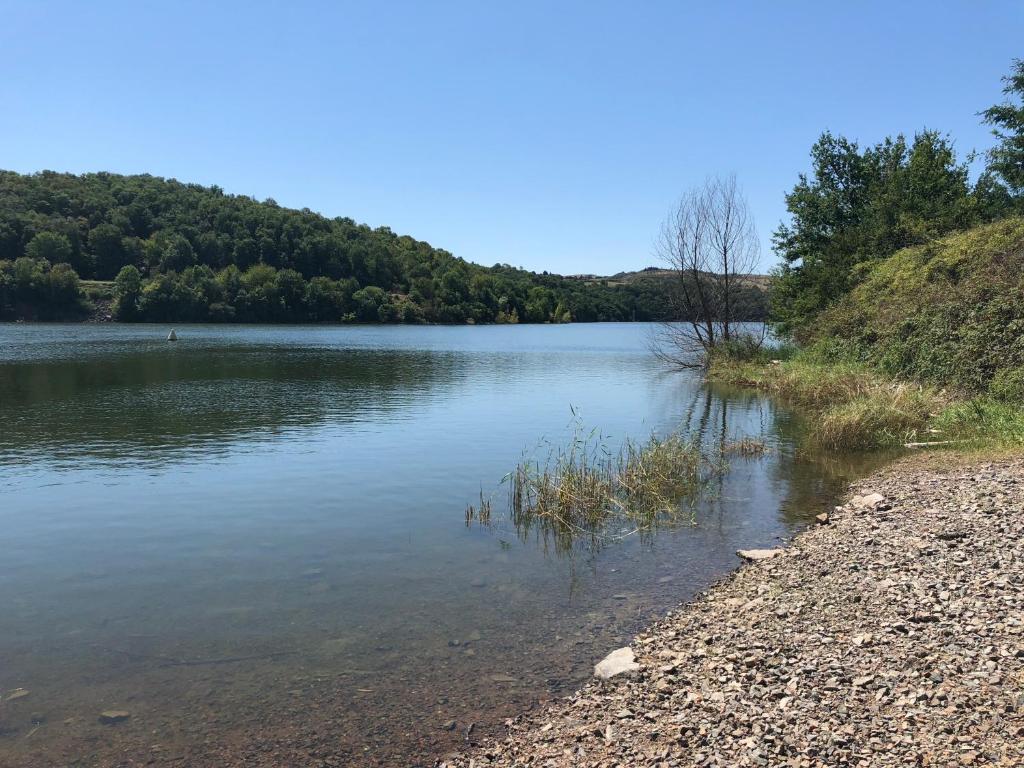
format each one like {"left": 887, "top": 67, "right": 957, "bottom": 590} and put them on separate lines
{"left": 98, "top": 710, "right": 130, "bottom": 725}
{"left": 594, "top": 647, "right": 639, "bottom": 680}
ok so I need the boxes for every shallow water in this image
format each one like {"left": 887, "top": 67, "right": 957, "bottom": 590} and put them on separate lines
{"left": 0, "top": 323, "right": 883, "bottom": 766}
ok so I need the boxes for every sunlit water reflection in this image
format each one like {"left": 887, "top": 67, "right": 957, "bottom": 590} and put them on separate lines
{"left": 0, "top": 323, "right": 886, "bottom": 766}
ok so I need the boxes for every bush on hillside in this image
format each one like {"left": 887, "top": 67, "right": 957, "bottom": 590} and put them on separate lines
{"left": 989, "top": 366, "right": 1024, "bottom": 403}
{"left": 807, "top": 217, "right": 1024, "bottom": 394}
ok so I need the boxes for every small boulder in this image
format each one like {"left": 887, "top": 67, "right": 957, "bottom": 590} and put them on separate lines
{"left": 737, "top": 548, "right": 786, "bottom": 562}
{"left": 99, "top": 710, "right": 130, "bottom": 725}
{"left": 594, "top": 647, "right": 640, "bottom": 680}
{"left": 853, "top": 492, "right": 886, "bottom": 509}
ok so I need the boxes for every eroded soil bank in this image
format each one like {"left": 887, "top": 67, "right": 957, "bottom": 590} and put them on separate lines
{"left": 442, "top": 454, "right": 1024, "bottom": 767}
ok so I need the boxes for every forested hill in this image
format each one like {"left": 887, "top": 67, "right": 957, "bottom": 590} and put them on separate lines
{"left": 0, "top": 170, "right": 757, "bottom": 324}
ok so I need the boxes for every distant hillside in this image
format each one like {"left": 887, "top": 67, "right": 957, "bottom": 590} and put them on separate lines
{"left": 578, "top": 266, "right": 770, "bottom": 322}
{"left": 0, "top": 170, "right": 673, "bottom": 324}
{"left": 597, "top": 266, "right": 771, "bottom": 289}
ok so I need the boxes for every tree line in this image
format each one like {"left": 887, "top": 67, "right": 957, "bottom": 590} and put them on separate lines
{"left": 0, "top": 171, "right": 768, "bottom": 324}
{"left": 769, "top": 59, "right": 1024, "bottom": 337}
{"left": 648, "top": 59, "right": 1024, "bottom": 367}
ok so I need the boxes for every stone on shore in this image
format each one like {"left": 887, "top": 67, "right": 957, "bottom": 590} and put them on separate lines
{"left": 593, "top": 647, "right": 639, "bottom": 679}
{"left": 736, "top": 547, "right": 785, "bottom": 561}
{"left": 852, "top": 491, "right": 886, "bottom": 508}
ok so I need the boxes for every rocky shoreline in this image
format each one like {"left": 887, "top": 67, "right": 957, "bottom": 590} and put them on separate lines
{"left": 440, "top": 454, "right": 1024, "bottom": 767}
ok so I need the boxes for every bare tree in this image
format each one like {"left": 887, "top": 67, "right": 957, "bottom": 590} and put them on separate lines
{"left": 652, "top": 175, "right": 763, "bottom": 368}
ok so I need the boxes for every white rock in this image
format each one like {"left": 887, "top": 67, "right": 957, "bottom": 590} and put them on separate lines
{"left": 594, "top": 646, "right": 640, "bottom": 679}
{"left": 737, "top": 548, "right": 786, "bottom": 562}
{"left": 853, "top": 492, "right": 886, "bottom": 509}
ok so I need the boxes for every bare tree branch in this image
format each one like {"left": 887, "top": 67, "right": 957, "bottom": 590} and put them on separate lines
{"left": 652, "top": 175, "right": 763, "bottom": 368}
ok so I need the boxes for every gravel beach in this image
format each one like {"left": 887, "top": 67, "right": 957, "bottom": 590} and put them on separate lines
{"left": 440, "top": 455, "right": 1024, "bottom": 767}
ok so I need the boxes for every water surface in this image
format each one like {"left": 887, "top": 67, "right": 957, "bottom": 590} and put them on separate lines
{"left": 0, "top": 323, "right": 880, "bottom": 767}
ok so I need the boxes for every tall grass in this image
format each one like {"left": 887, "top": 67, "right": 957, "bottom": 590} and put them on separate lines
{"left": 932, "top": 398, "right": 1024, "bottom": 448}
{"left": 467, "top": 423, "right": 727, "bottom": 553}
{"left": 708, "top": 348, "right": 943, "bottom": 451}
{"left": 709, "top": 344, "right": 1024, "bottom": 452}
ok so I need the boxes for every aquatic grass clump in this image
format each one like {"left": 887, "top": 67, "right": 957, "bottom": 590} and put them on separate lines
{"left": 468, "top": 422, "right": 726, "bottom": 552}
{"left": 465, "top": 491, "right": 492, "bottom": 526}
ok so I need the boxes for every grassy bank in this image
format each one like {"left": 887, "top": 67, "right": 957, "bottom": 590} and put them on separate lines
{"left": 709, "top": 348, "right": 1024, "bottom": 452}
{"left": 707, "top": 218, "right": 1024, "bottom": 453}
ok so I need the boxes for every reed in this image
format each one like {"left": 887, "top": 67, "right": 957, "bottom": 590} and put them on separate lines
{"left": 709, "top": 353, "right": 943, "bottom": 451}
{"left": 468, "top": 423, "right": 725, "bottom": 552}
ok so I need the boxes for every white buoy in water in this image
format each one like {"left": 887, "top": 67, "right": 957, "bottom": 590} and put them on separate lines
{"left": 167, "top": 329, "right": 178, "bottom": 342}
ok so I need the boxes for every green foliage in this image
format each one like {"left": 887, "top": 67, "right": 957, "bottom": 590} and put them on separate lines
{"left": 982, "top": 59, "right": 1024, "bottom": 196}
{"left": 0, "top": 169, "right": 694, "bottom": 324}
{"left": 0, "top": 256, "right": 86, "bottom": 319}
{"left": 988, "top": 367, "right": 1024, "bottom": 403}
{"left": 25, "top": 231, "right": 73, "bottom": 264}
{"left": 771, "top": 130, "right": 1000, "bottom": 335}
{"left": 809, "top": 217, "right": 1024, "bottom": 394}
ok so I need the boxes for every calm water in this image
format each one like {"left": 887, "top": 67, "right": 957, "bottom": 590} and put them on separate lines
{"left": 0, "top": 323, "right": 881, "bottom": 767}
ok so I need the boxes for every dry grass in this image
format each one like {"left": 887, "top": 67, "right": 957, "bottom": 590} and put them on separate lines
{"left": 709, "top": 356, "right": 944, "bottom": 451}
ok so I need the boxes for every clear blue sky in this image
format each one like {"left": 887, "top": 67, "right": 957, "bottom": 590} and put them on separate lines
{"left": 1, "top": 1, "right": 1020, "bottom": 274}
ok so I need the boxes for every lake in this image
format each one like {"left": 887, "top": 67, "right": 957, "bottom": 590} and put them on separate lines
{"left": 0, "top": 323, "right": 880, "bottom": 767}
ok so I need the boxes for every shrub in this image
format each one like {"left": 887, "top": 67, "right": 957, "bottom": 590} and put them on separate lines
{"left": 989, "top": 367, "right": 1024, "bottom": 403}
{"left": 809, "top": 218, "right": 1024, "bottom": 394}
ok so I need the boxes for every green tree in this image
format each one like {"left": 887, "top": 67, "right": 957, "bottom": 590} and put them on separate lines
{"left": 352, "top": 285, "right": 387, "bottom": 322}
{"left": 981, "top": 59, "right": 1024, "bottom": 197}
{"left": 113, "top": 265, "right": 143, "bottom": 320}
{"left": 90, "top": 223, "right": 128, "bottom": 279}
{"left": 525, "top": 286, "right": 555, "bottom": 323}
{"left": 158, "top": 233, "right": 197, "bottom": 273}
{"left": 25, "top": 231, "right": 73, "bottom": 264}
{"left": 48, "top": 263, "right": 81, "bottom": 305}
{"left": 771, "top": 130, "right": 978, "bottom": 335}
